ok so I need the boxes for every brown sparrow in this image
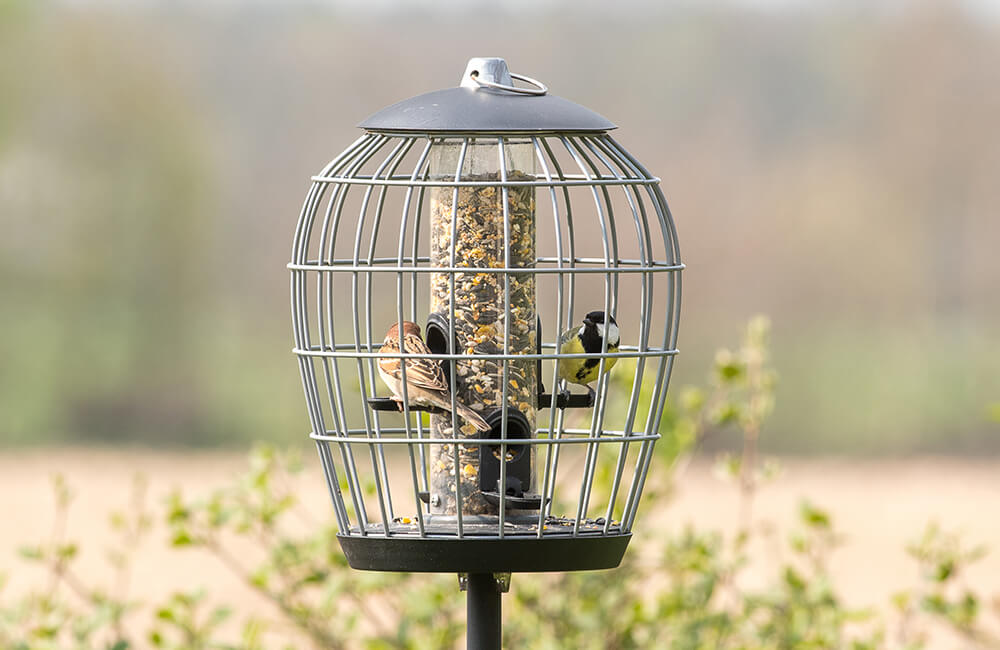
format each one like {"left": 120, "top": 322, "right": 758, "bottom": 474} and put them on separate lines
{"left": 377, "top": 321, "right": 490, "bottom": 431}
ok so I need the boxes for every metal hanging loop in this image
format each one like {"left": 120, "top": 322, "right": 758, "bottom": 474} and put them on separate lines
{"left": 470, "top": 70, "right": 548, "bottom": 96}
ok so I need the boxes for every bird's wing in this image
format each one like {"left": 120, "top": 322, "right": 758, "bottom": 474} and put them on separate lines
{"left": 558, "top": 326, "right": 579, "bottom": 348}
{"left": 378, "top": 335, "right": 450, "bottom": 393}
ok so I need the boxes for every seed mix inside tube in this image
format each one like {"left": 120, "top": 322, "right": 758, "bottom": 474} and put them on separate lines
{"left": 429, "top": 167, "right": 537, "bottom": 516}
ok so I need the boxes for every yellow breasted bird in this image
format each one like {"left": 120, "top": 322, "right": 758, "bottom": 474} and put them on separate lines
{"left": 557, "top": 311, "right": 619, "bottom": 398}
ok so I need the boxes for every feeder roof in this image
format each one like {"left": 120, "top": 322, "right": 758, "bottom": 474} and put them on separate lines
{"left": 358, "top": 57, "right": 616, "bottom": 134}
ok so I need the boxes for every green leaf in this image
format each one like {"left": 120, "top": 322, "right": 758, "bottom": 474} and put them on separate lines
{"left": 165, "top": 492, "right": 190, "bottom": 525}
{"left": 920, "top": 593, "right": 947, "bottom": 614}
{"left": 241, "top": 618, "right": 266, "bottom": 648}
{"left": 783, "top": 566, "right": 807, "bottom": 592}
{"left": 249, "top": 568, "right": 270, "bottom": 589}
{"left": 799, "top": 501, "right": 832, "bottom": 530}
{"left": 933, "top": 559, "right": 954, "bottom": 582}
{"left": 18, "top": 544, "right": 44, "bottom": 561}
{"left": 56, "top": 542, "right": 79, "bottom": 560}
{"left": 891, "top": 590, "right": 911, "bottom": 612}
{"left": 713, "top": 349, "right": 745, "bottom": 382}
{"left": 209, "top": 606, "right": 232, "bottom": 625}
{"left": 171, "top": 530, "right": 193, "bottom": 547}
{"left": 109, "top": 511, "right": 126, "bottom": 531}
{"left": 712, "top": 402, "right": 742, "bottom": 426}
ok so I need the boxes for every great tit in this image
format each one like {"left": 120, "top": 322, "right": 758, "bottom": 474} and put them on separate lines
{"left": 556, "top": 311, "right": 619, "bottom": 397}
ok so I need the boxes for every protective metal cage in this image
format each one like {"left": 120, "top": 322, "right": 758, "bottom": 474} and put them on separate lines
{"left": 290, "top": 59, "right": 682, "bottom": 574}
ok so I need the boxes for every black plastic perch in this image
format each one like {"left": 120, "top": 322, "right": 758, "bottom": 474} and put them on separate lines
{"left": 289, "top": 56, "right": 682, "bottom": 648}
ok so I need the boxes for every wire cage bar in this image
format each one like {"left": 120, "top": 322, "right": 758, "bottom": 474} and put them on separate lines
{"left": 290, "top": 63, "right": 681, "bottom": 574}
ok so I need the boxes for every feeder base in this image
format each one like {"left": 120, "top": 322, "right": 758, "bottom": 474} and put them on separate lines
{"left": 337, "top": 532, "right": 631, "bottom": 573}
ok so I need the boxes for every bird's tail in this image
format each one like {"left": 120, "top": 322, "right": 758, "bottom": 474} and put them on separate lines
{"left": 456, "top": 404, "right": 491, "bottom": 432}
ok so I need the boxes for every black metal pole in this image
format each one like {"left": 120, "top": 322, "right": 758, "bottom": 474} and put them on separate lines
{"left": 466, "top": 573, "right": 501, "bottom": 650}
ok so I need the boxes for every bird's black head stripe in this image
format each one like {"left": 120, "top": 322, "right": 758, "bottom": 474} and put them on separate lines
{"left": 580, "top": 323, "right": 603, "bottom": 351}
{"left": 584, "top": 310, "right": 616, "bottom": 327}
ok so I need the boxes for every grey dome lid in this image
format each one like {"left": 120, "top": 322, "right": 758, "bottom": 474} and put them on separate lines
{"left": 358, "top": 57, "right": 616, "bottom": 134}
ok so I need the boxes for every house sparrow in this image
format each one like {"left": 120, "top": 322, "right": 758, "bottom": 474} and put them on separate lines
{"left": 556, "top": 311, "right": 620, "bottom": 397}
{"left": 377, "top": 321, "right": 490, "bottom": 431}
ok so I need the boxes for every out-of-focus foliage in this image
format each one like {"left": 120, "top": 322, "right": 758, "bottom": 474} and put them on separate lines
{"left": 988, "top": 403, "right": 1000, "bottom": 424}
{"left": 3, "top": 319, "right": 998, "bottom": 649}
{"left": 11, "top": 456, "right": 998, "bottom": 650}
{"left": 1, "top": 2, "right": 999, "bottom": 452}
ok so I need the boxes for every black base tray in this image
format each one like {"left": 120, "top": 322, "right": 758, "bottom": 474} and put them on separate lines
{"left": 338, "top": 532, "right": 631, "bottom": 573}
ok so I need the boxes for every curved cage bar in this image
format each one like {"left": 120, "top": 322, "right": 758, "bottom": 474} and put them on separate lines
{"left": 290, "top": 63, "right": 681, "bottom": 573}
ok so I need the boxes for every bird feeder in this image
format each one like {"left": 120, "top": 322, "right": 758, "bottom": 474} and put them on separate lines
{"left": 289, "top": 58, "right": 681, "bottom": 648}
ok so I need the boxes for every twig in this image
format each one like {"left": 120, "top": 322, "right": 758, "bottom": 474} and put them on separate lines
{"left": 738, "top": 424, "right": 758, "bottom": 534}
{"left": 203, "top": 535, "right": 345, "bottom": 650}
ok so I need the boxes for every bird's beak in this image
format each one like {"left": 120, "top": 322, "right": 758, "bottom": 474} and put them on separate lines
{"left": 583, "top": 318, "right": 594, "bottom": 327}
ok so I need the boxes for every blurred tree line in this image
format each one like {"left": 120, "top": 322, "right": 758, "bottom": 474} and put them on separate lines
{"left": 0, "top": 0, "right": 997, "bottom": 451}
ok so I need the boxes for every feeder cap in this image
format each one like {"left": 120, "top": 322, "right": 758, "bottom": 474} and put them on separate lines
{"left": 358, "top": 57, "right": 616, "bottom": 134}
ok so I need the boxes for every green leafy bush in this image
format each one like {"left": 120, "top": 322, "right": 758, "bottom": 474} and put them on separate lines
{"left": 2, "top": 318, "right": 997, "bottom": 649}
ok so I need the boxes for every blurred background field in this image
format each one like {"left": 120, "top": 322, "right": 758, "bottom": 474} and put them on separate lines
{"left": 3, "top": 448, "right": 1000, "bottom": 647}
{"left": 3, "top": 2, "right": 1000, "bottom": 647}
{"left": 1, "top": 0, "right": 999, "bottom": 454}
